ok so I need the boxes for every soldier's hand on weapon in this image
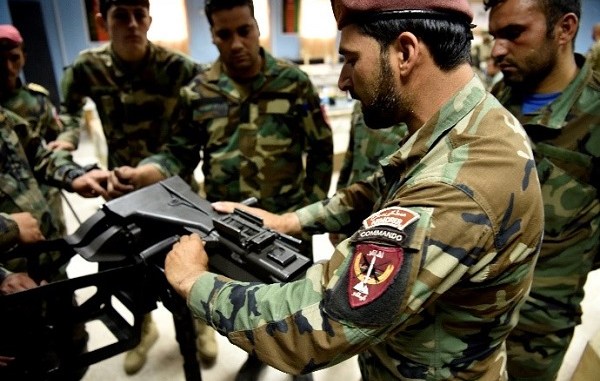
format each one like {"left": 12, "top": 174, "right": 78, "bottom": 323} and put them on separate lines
{"left": 107, "top": 165, "right": 165, "bottom": 199}
{"left": 71, "top": 169, "right": 110, "bottom": 199}
{"left": 164, "top": 233, "right": 208, "bottom": 299}
{"left": 11, "top": 212, "right": 45, "bottom": 243}
{"left": 0, "top": 272, "right": 47, "bottom": 295}
{"left": 0, "top": 355, "right": 15, "bottom": 367}
{"left": 212, "top": 201, "right": 303, "bottom": 236}
{"left": 46, "top": 139, "right": 75, "bottom": 151}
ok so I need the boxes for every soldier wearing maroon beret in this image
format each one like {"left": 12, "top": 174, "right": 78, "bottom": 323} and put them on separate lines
{"left": 164, "top": 0, "right": 544, "bottom": 380}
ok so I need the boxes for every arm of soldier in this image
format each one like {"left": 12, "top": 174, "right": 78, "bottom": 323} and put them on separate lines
{"left": 138, "top": 90, "right": 203, "bottom": 185}
{"left": 299, "top": 80, "right": 334, "bottom": 202}
{"left": 212, "top": 176, "right": 382, "bottom": 237}
{"left": 106, "top": 164, "right": 166, "bottom": 199}
{"left": 54, "top": 64, "right": 85, "bottom": 149}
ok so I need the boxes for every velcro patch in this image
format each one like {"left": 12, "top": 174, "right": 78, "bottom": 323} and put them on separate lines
{"left": 363, "top": 206, "right": 419, "bottom": 230}
{"left": 348, "top": 243, "right": 404, "bottom": 308}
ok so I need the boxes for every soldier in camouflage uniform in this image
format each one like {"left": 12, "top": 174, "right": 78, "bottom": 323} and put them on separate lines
{"left": 485, "top": 0, "right": 600, "bottom": 379}
{"left": 0, "top": 24, "right": 69, "bottom": 236}
{"left": 330, "top": 101, "right": 407, "bottom": 246}
{"left": 113, "top": 2, "right": 333, "bottom": 379}
{"left": 164, "top": 1, "right": 545, "bottom": 380}
{"left": 58, "top": 0, "right": 204, "bottom": 373}
{"left": 0, "top": 105, "right": 109, "bottom": 380}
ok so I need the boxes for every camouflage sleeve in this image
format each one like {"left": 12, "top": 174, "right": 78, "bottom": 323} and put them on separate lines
{"left": 0, "top": 213, "right": 19, "bottom": 252}
{"left": 298, "top": 79, "right": 333, "bottom": 203}
{"left": 297, "top": 174, "right": 386, "bottom": 236}
{"left": 139, "top": 86, "right": 203, "bottom": 181}
{"left": 188, "top": 179, "right": 537, "bottom": 375}
{"left": 56, "top": 64, "right": 84, "bottom": 147}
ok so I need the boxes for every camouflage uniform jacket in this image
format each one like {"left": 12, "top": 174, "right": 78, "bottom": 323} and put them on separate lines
{"left": 1, "top": 80, "right": 67, "bottom": 235}
{"left": 336, "top": 101, "right": 407, "bottom": 190}
{"left": 186, "top": 77, "right": 544, "bottom": 380}
{"left": 141, "top": 49, "right": 333, "bottom": 213}
{"left": 59, "top": 42, "right": 202, "bottom": 168}
{"left": 491, "top": 55, "right": 600, "bottom": 336}
{"left": 0, "top": 107, "right": 84, "bottom": 279}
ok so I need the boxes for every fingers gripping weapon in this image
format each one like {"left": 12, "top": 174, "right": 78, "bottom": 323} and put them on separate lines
{"left": 0, "top": 176, "right": 311, "bottom": 381}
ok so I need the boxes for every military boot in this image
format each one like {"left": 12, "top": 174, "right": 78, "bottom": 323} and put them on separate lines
{"left": 195, "top": 320, "right": 218, "bottom": 365}
{"left": 123, "top": 314, "right": 159, "bottom": 375}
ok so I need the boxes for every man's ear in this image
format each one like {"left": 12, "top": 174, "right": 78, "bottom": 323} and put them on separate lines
{"left": 556, "top": 13, "right": 579, "bottom": 45}
{"left": 95, "top": 13, "right": 107, "bottom": 33}
{"left": 393, "top": 32, "right": 419, "bottom": 75}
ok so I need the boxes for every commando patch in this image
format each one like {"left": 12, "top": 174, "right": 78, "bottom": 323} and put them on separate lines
{"left": 348, "top": 243, "right": 404, "bottom": 308}
{"left": 363, "top": 206, "right": 420, "bottom": 230}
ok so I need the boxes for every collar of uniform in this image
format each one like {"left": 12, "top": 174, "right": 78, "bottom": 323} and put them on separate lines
{"left": 495, "top": 53, "right": 590, "bottom": 130}
{"left": 206, "top": 47, "right": 274, "bottom": 83}
{"left": 382, "top": 75, "right": 486, "bottom": 181}
{"left": 109, "top": 41, "right": 155, "bottom": 78}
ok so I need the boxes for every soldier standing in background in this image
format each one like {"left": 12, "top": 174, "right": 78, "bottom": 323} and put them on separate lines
{"left": 57, "top": 0, "right": 205, "bottom": 375}
{"left": 485, "top": 0, "right": 600, "bottom": 380}
{"left": 0, "top": 105, "right": 109, "bottom": 380}
{"left": 108, "top": 1, "right": 333, "bottom": 380}
{"left": 0, "top": 24, "right": 70, "bottom": 236}
{"left": 164, "top": 0, "right": 545, "bottom": 380}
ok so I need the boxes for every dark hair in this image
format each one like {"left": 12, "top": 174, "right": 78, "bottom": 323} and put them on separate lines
{"left": 204, "top": 0, "right": 255, "bottom": 27}
{"left": 483, "top": 0, "right": 581, "bottom": 38}
{"left": 99, "top": 0, "right": 150, "bottom": 19}
{"left": 358, "top": 17, "right": 473, "bottom": 71}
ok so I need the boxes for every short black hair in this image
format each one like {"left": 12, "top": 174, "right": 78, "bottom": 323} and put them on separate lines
{"left": 484, "top": 0, "right": 581, "bottom": 38}
{"left": 204, "top": 0, "right": 255, "bottom": 27}
{"left": 99, "top": 0, "right": 150, "bottom": 19}
{"left": 358, "top": 16, "right": 473, "bottom": 71}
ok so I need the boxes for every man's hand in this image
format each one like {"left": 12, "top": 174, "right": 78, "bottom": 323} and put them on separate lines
{"left": 0, "top": 272, "right": 47, "bottom": 295}
{"left": 164, "top": 234, "right": 208, "bottom": 299}
{"left": 107, "top": 164, "right": 165, "bottom": 199}
{"left": 11, "top": 212, "right": 44, "bottom": 243}
{"left": 71, "top": 169, "right": 110, "bottom": 198}
{"left": 0, "top": 355, "right": 15, "bottom": 367}
{"left": 211, "top": 202, "right": 302, "bottom": 236}
{"left": 46, "top": 140, "right": 75, "bottom": 151}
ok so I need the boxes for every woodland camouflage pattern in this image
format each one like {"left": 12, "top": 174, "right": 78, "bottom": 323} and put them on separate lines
{"left": 491, "top": 55, "right": 600, "bottom": 380}
{"left": 142, "top": 49, "right": 333, "bottom": 213}
{"left": 59, "top": 42, "right": 201, "bottom": 168}
{"left": 1, "top": 80, "right": 67, "bottom": 235}
{"left": 0, "top": 107, "right": 84, "bottom": 280}
{"left": 336, "top": 101, "right": 407, "bottom": 190}
{"left": 186, "top": 77, "right": 544, "bottom": 380}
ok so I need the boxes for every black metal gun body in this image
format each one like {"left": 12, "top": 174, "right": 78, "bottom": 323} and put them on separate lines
{"left": 0, "top": 176, "right": 311, "bottom": 380}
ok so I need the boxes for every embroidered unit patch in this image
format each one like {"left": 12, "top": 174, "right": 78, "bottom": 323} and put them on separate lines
{"left": 349, "top": 243, "right": 404, "bottom": 308}
{"left": 347, "top": 207, "right": 420, "bottom": 308}
{"left": 363, "top": 206, "right": 420, "bottom": 230}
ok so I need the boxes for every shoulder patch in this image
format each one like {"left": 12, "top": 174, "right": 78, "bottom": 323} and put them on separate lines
{"left": 348, "top": 243, "right": 404, "bottom": 308}
{"left": 26, "top": 83, "right": 49, "bottom": 96}
{"left": 363, "top": 206, "right": 419, "bottom": 230}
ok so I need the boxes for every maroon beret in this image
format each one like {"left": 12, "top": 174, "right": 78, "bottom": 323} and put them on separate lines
{"left": 331, "top": 0, "right": 474, "bottom": 29}
{"left": 0, "top": 24, "right": 23, "bottom": 50}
